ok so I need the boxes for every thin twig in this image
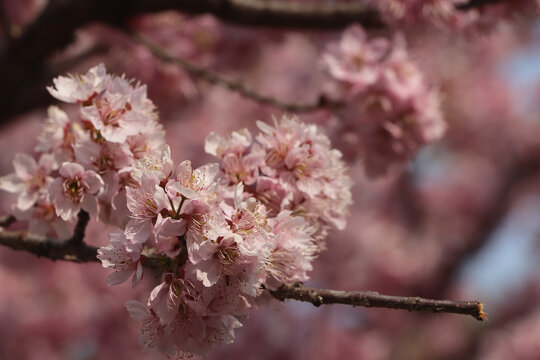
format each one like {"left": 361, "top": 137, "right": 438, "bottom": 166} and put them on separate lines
{"left": 271, "top": 283, "right": 487, "bottom": 321}
{"left": 132, "top": 33, "right": 343, "bottom": 113}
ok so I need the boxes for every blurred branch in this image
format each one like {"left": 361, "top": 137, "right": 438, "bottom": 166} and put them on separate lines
{"left": 456, "top": 0, "right": 506, "bottom": 10}
{"left": 132, "top": 33, "right": 343, "bottom": 112}
{"left": 421, "top": 153, "right": 540, "bottom": 298}
{"left": 271, "top": 283, "right": 486, "bottom": 321}
{"left": 0, "top": 0, "right": 12, "bottom": 43}
{"left": 0, "top": 212, "right": 485, "bottom": 320}
{"left": 0, "top": 214, "right": 15, "bottom": 227}
{"left": 0, "top": 0, "right": 510, "bottom": 121}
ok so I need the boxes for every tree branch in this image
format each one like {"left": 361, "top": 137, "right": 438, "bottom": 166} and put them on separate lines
{"left": 132, "top": 33, "right": 343, "bottom": 113}
{"left": 0, "top": 213, "right": 485, "bottom": 321}
{"left": 271, "top": 283, "right": 486, "bottom": 321}
{"left": 0, "top": 0, "right": 511, "bottom": 121}
{"left": 0, "top": 210, "right": 97, "bottom": 262}
{"left": 0, "top": 0, "right": 12, "bottom": 43}
{"left": 0, "top": 214, "right": 15, "bottom": 228}
{"left": 0, "top": 227, "right": 99, "bottom": 263}
{"left": 456, "top": 0, "right": 506, "bottom": 10}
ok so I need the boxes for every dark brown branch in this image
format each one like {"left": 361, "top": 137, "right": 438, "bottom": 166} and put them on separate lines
{"left": 0, "top": 212, "right": 163, "bottom": 270}
{"left": 134, "top": 0, "right": 383, "bottom": 29}
{"left": 0, "top": 210, "right": 97, "bottom": 262}
{"left": 271, "top": 283, "right": 487, "bottom": 321}
{"left": 132, "top": 33, "right": 343, "bottom": 113}
{"left": 456, "top": 0, "right": 506, "bottom": 10}
{"left": 68, "top": 210, "right": 90, "bottom": 245}
{"left": 0, "top": 0, "right": 12, "bottom": 43}
{"left": 0, "top": 229, "right": 99, "bottom": 263}
{"left": 0, "top": 214, "right": 15, "bottom": 228}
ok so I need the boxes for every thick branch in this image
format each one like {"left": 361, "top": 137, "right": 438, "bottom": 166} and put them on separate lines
{"left": 0, "top": 229, "right": 99, "bottom": 263}
{"left": 0, "top": 214, "right": 15, "bottom": 228}
{"left": 0, "top": 210, "right": 97, "bottom": 262}
{"left": 271, "top": 283, "right": 487, "bottom": 321}
{"left": 0, "top": 212, "right": 163, "bottom": 269}
{"left": 133, "top": 33, "right": 342, "bottom": 112}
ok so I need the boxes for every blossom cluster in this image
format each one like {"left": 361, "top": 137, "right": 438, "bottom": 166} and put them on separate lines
{"left": 205, "top": 116, "right": 353, "bottom": 242}
{"left": 322, "top": 24, "right": 446, "bottom": 177}
{"left": 0, "top": 64, "right": 166, "bottom": 236}
{"left": 0, "top": 65, "right": 352, "bottom": 357}
{"left": 368, "top": 0, "right": 467, "bottom": 26}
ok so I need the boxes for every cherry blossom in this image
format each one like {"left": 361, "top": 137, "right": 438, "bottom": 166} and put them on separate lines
{"left": 0, "top": 153, "right": 55, "bottom": 211}
{"left": 12, "top": 200, "right": 73, "bottom": 238}
{"left": 47, "top": 63, "right": 108, "bottom": 103}
{"left": 125, "top": 172, "right": 170, "bottom": 247}
{"left": 322, "top": 24, "right": 446, "bottom": 176}
{"left": 97, "top": 229, "right": 143, "bottom": 287}
{"left": 48, "top": 162, "right": 104, "bottom": 220}
{"left": 2, "top": 65, "right": 355, "bottom": 358}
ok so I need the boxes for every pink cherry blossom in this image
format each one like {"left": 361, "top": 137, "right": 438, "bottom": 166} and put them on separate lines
{"left": 97, "top": 229, "right": 143, "bottom": 287}
{"left": 125, "top": 172, "right": 170, "bottom": 247}
{"left": 0, "top": 153, "right": 55, "bottom": 211}
{"left": 321, "top": 24, "right": 390, "bottom": 95}
{"left": 166, "top": 160, "right": 220, "bottom": 200}
{"left": 47, "top": 63, "right": 108, "bottom": 103}
{"left": 12, "top": 200, "right": 73, "bottom": 239}
{"left": 48, "top": 162, "right": 104, "bottom": 220}
{"left": 125, "top": 300, "right": 176, "bottom": 355}
{"left": 322, "top": 24, "right": 446, "bottom": 176}
{"left": 80, "top": 78, "right": 149, "bottom": 143}
{"left": 153, "top": 213, "right": 187, "bottom": 257}
{"left": 264, "top": 211, "right": 317, "bottom": 290}
{"left": 147, "top": 273, "right": 204, "bottom": 324}
{"left": 35, "top": 106, "right": 76, "bottom": 163}
{"left": 131, "top": 145, "right": 173, "bottom": 183}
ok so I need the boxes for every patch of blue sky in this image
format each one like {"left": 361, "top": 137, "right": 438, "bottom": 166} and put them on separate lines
{"left": 457, "top": 196, "right": 540, "bottom": 308}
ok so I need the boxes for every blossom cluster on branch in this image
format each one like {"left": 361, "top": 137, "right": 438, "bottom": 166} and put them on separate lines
{"left": 0, "top": 65, "right": 353, "bottom": 357}
{"left": 322, "top": 24, "right": 446, "bottom": 176}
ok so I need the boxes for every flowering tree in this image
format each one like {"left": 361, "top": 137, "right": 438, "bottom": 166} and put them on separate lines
{"left": 0, "top": 0, "right": 539, "bottom": 359}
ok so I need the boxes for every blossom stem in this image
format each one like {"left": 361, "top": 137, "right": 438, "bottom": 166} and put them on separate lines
{"left": 168, "top": 196, "right": 177, "bottom": 216}
{"left": 174, "top": 196, "right": 186, "bottom": 220}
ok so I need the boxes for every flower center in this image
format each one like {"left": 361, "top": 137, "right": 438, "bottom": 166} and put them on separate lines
{"left": 63, "top": 178, "right": 85, "bottom": 202}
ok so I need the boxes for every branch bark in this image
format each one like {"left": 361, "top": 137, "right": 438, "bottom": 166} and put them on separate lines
{"left": 271, "top": 283, "right": 486, "bottom": 321}
{"left": 0, "top": 213, "right": 486, "bottom": 321}
{"left": 132, "top": 33, "right": 343, "bottom": 112}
